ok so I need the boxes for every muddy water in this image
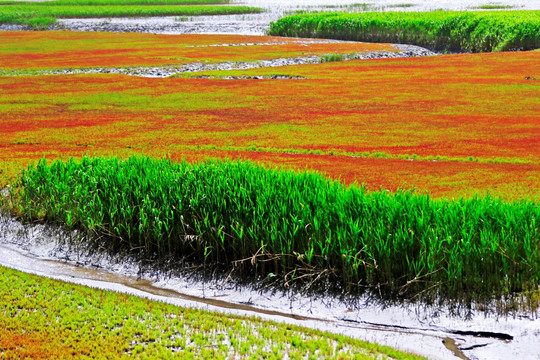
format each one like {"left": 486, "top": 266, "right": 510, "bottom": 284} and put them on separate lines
{"left": 1, "top": 215, "right": 538, "bottom": 360}
{"left": 0, "top": 244, "right": 315, "bottom": 321}
{"left": 0, "top": 245, "right": 486, "bottom": 360}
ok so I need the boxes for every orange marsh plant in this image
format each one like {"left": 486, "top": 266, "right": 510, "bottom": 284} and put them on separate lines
{"left": 0, "top": 31, "right": 397, "bottom": 70}
{"left": 0, "top": 33, "right": 538, "bottom": 200}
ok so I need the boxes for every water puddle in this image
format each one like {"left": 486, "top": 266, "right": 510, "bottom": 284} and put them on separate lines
{"left": 442, "top": 338, "right": 470, "bottom": 360}
{"left": 0, "top": 214, "right": 538, "bottom": 359}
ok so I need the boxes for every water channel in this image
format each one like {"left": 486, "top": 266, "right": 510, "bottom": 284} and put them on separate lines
{"left": 1, "top": 214, "right": 538, "bottom": 359}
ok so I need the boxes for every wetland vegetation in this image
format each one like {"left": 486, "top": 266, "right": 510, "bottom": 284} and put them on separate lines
{"left": 0, "top": 0, "right": 261, "bottom": 29}
{"left": 0, "top": 266, "right": 423, "bottom": 359}
{"left": 1, "top": 4, "right": 539, "bottom": 358}
{"left": 4, "top": 156, "right": 538, "bottom": 310}
{"left": 269, "top": 10, "right": 540, "bottom": 52}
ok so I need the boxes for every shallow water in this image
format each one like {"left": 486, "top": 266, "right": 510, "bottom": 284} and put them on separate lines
{"left": 1, "top": 214, "right": 539, "bottom": 360}
{"left": 1, "top": 43, "right": 435, "bottom": 78}
{"left": 53, "top": 0, "right": 540, "bottom": 35}
{"left": 4, "top": 0, "right": 540, "bottom": 35}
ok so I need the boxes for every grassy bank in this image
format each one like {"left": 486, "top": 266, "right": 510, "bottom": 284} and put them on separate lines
{"left": 0, "top": 266, "right": 422, "bottom": 359}
{"left": 0, "top": 0, "right": 261, "bottom": 29}
{"left": 5, "top": 156, "right": 539, "bottom": 307}
{"left": 268, "top": 11, "right": 540, "bottom": 52}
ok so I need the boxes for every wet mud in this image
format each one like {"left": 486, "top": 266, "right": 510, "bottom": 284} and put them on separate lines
{"left": 1, "top": 214, "right": 538, "bottom": 360}
{"left": 442, "top": 338, "right": 470, "bottom": 360}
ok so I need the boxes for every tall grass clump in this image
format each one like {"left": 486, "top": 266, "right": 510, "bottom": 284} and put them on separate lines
{"left": 6, "top": 156, "right": 539, "bottom": 307}
{"left": 268, "top": 11, "right": 540, "bottom": 52}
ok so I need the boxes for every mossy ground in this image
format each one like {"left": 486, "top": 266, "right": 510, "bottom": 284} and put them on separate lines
{"left": 0, "top": 265, "right": 424, "bottom": 359}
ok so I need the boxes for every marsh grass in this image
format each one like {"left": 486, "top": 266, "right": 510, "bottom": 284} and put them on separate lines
{"left": 0, "top": 0, "right": 261, "bottom": 28}
{"left": 5, "top": 156, "right": 539, "bottom": 308}
{"left": 320, "top": 53, "right": 346, "bottom": 62}
{"left": 268, "top": 10, "right": 540, "bottom": 52}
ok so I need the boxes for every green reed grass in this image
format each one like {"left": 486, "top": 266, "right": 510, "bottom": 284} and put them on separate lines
{"left": 0, "top": 0, "right": 230, "bottom": 5}
{"left": 0, "top": 1, "right": 261, "bottom": 28}
{"left": 268, "top": 10, "right": 540, "bottom": 52}
{"left": 5, "top": 156, "right": 539, "bottom": 306}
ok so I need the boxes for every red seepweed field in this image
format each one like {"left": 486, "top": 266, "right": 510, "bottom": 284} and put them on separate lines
{"left": 0, "top": 31, "right": 398, "bottom": 69}
{"left": 0, "top": 31, "right": 539, "bottom": 200}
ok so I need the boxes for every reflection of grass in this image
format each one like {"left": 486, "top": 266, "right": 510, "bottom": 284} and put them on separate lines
{"left": 389, "top": 3, "right": 415, "bottom": 8}
{"left": 472, "top": 4, "right": 516, "bottom": 10}
{"left": 0, "top": 266, "right": 423, "bottom": 359}
{"left": 286, "top": 3, "right": 375, "bottom": 15}
{"left": 0, "top": 0, "right": 261, "bottom": 29}
{"left": 322, "top": 3, "right": 374, "bottom": 11}
{"left": 7, "top": 156, "right": 539, "bottom": 308}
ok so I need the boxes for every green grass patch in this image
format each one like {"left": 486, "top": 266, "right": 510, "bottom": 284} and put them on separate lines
{"left": 0, "top": 266, "right": 423, "bottom": 359}
{"left": 0, "top": 0, "right": 231, "bottom": 4}
{"left": 4, "top": 156, "right": 539, "bottom": 309}
{"left": 0, "top": 0, "right": 261, "bottom": 29}
{"left": 268, "top": 10, "right": 540, "bottom": 52}
{"left": 320, "top": 53, "right": 346, "bottom": 62}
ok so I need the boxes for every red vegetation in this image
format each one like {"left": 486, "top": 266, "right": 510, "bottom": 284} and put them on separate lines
{"left": 0, "top": 33, "right": 538, "bottom": 199}
{"left": 0, "top": 31, "right": 395, "bottom": 69}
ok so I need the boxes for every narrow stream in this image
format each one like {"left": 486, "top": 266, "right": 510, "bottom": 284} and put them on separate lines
{"left": 1, "top": 214, "right": 538, "bottom": 359}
